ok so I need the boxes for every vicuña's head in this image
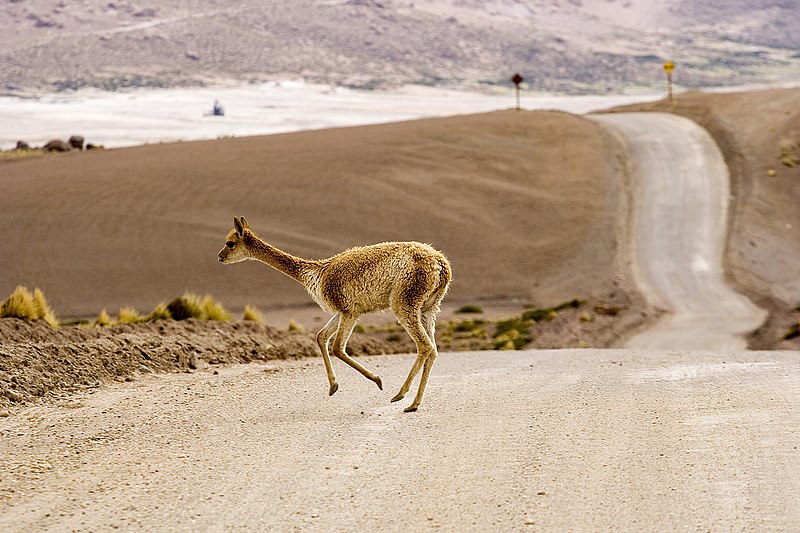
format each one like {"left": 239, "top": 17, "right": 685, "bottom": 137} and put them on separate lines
{"left": 218, "top": 216, "right": 252, "bottom": 264}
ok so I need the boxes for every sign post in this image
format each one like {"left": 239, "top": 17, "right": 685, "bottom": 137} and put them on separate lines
{"left": 512, "top": 73, "right": 524, "bottom": 111}
{"left": 663, "top": 61, "right": 675, "bottom": 104}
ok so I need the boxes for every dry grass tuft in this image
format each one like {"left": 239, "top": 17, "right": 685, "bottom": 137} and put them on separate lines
{"left": 0, "top": 150, "right": 44, "bottom": 162}
{"left": 287, "top": 319, "right": 305, "bottom": 333}
{"left": 94, "top": 309, "right": 112, "bottom": 327}
{"left": 166, "top": 293, "right": 230, "bottom": 321}
{"left": 1, "top": 286, "right": 36, "bottom": 321}
{"left": 778, "top": 141, "right": 799, "bottom": 167}
{"left": 1, "top": 286, "right": 58, "bottom": 326}
{"left": 147, "top": 301, "right": 172, "bottom": 321}
{"left": 117, "top": 307, "right": 143, "bottom": 324}
{"left": 242, "top": 304, "right": 264, "bottom": 323}
{"left": 202, "top": 295, "right": 231, "bottom": 321}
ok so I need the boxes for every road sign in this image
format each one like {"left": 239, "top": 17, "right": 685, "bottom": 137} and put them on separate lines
{"left": 663, "top": 61, "right": 675, "bottom": 104}
{"left": 512, "top": 73, "right": 524, "bottom": 110}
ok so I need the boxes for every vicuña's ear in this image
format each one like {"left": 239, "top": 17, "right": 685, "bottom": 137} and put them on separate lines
{"left": 234, "top": 217, "right": 245, "bottom": 237}
{"left": 240, "top": 216, "right": 250, "bottom": 230}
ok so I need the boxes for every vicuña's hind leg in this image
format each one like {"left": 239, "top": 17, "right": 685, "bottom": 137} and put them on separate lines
{"left": 316, "top": 314, "right": 340, "bottom": 395}
{"left": 331, "top": 313, "right": 383, "bottom": 390}
{"left": 421, "top": 307, "right": 438, "bottom": 346}
{"left": 405, "top": 349, "right": 437, "bottom": 412}
{"left": 391, "top": 310, "right": 436, "bottom": 411}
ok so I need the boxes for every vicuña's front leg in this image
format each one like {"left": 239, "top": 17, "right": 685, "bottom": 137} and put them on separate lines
{"left": 316, "top": 314, "right": 340, "bottom": 395}
{"left": 332, "top": 314, "right": 383, "bottom": 390}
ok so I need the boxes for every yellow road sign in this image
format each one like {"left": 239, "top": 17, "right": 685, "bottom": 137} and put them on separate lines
{"left": 663, "top": 61, "right": 675, "bottom": 73}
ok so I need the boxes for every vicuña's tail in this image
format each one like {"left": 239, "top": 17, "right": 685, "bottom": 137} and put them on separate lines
{"left": 425, "top": 256, "right": 452, "bottom": 313}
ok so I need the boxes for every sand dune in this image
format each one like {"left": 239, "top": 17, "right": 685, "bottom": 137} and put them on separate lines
{"left": 1, "top": 110, "right": 631, "bottom": 319}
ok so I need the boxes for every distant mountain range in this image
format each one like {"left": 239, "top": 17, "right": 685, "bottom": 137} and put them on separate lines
{"left": 1, "top": 0, "right": 798, "bottom": 94}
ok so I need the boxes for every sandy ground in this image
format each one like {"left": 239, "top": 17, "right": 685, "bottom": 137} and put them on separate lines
{"left": 0, "top": 109, "right": 635, "bottom": 318}
{"left": 1, "top": 349, "right": 798, "bottom": 531}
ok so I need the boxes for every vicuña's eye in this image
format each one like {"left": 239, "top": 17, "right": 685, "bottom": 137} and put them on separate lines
{"left": 226, "top": 242, "right": 235, "bottom": 249}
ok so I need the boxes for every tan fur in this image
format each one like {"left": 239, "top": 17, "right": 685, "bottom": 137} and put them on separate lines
{"left": 219, "top": 217, "right": 451, "bottom": 412}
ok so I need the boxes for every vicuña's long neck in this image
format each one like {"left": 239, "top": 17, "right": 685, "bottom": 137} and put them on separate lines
{"left": 245, "top": 232, "right": 314, "bottom": 283}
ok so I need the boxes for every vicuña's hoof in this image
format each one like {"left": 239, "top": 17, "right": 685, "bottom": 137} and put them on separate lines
{"left": 403, "top": 405, "right": 418, "bottom": 413}
{"left": 329, "top": 383, "right": 339, "bottom": 396}
{"left": 374, "top": 376, "right": 383, "bottom": 390}
{"left": 390, "top": 393, "right": 404, "bottom": 403}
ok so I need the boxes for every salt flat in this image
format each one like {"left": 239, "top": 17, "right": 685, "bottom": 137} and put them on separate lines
{"left": 0, "top": 81, "right": 661, "bottom": 149}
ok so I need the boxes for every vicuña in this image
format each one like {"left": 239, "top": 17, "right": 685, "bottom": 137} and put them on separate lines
{"left": 218, "top": 217, "right": 451, "bottom": 412}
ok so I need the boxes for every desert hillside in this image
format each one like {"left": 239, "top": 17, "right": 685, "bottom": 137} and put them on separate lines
{"left": 0, "top": 110, "right": 632, "bottom": 319}
{"left": 1, "top": 0, "right": 797, "bottom": 94}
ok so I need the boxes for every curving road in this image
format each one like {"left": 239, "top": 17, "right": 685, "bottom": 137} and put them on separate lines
{"left": 591, "top": 112, "right": 766, "bottom": 349}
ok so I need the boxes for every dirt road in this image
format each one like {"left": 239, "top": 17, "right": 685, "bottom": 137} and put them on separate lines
{"left": 1, "top": 350, "right": 798, "bottom": 531}
{"left": 591, "top": 112, "right": 767, "bottom": 350}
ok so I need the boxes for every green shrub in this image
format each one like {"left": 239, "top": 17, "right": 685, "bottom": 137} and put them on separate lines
{"left": 522, "top": 299, "right": 585, "bottom": 322}
{"left": 494, "top": 317, "right": 531, "bottom": 336}
{"left": 553, "top": 299, "right": 587, "bottom": 311}
{"left": 453, "top": 319, "right": 484, "bottom": 332}
{"left": 779, "top": 141, "right": 798, "bottom": 167}
{"left": 493, "top": 317, "right": 532, "bottom": 349}
{"left": 493, "top": 329, "right": 529, "bottom": 350}
{"left": 287, "top": 319, "right": 305, "bottom": 332}
{"left": 784, "top": 321, "right": 800, "bottom": 341}
{"left": 456, "top": 304, "right": 484, "bottom": 314}
{"left": 522, "top": 309, "right": 556, "bottom": 321}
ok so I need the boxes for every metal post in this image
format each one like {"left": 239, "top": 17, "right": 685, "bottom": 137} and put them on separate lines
{"left": 663, "top": 61, "right": 675, "bottom": 105}
{"left": 511, "top": 73, "right": 524, "bottom": 111}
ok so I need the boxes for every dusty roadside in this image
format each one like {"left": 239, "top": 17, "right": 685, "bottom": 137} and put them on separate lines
{"left": 0, "top": 288, "right": 655, "bottom": 411}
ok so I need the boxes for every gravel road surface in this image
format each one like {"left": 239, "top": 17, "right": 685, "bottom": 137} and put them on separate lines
{"left": 591, "top": 112, "right": 766, "bottom": 350}
{"left": 1, "top": 350, "right": 798, "bottom": 532}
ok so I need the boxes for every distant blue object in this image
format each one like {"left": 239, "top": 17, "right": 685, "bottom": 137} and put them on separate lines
{"left": 212, "top": 100, "right": 224, "bottom": 116}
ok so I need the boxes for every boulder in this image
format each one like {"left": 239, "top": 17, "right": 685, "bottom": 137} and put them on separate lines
{"left": 15, "top": 140, "right": 30, "bottom": 150}
{"left": 42, "top": 140, "right": 71, "bottom": 152}
{"left": 68, "top": 135, "right": 85, "bottom": 150}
